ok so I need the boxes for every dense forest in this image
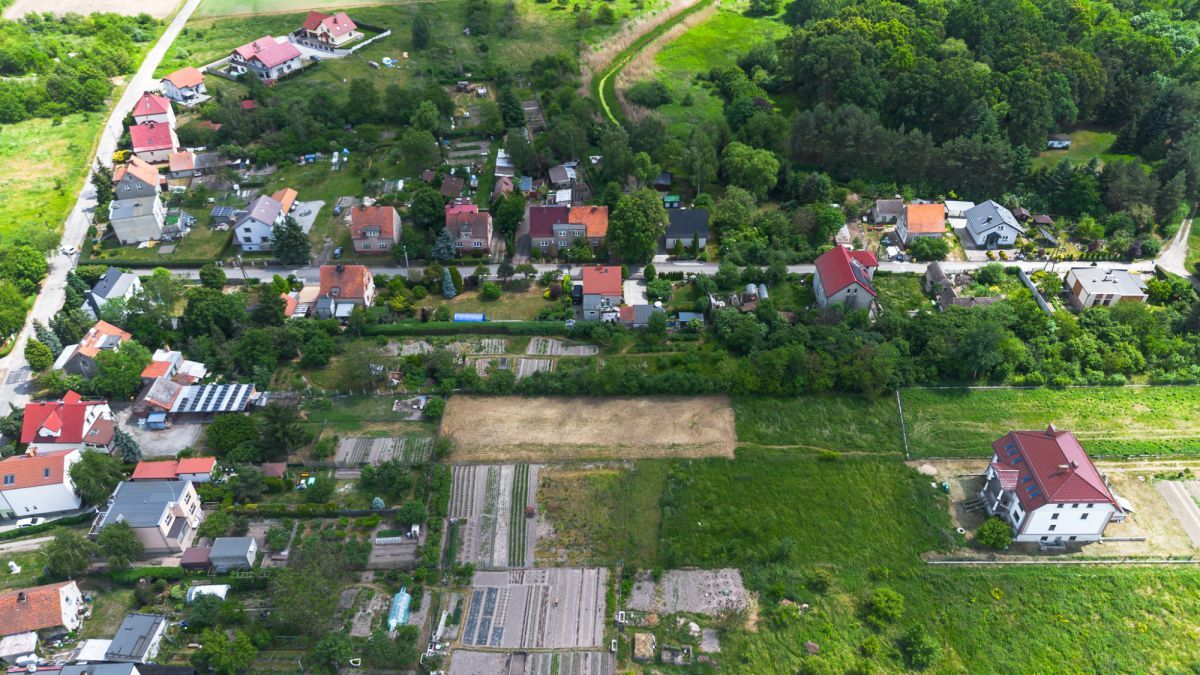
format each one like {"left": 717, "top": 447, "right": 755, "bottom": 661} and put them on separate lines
{"left": 0, "top": 12, "right": 158, "bottom": 122}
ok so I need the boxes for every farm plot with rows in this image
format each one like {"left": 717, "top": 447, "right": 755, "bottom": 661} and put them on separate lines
{"left": 461, "top": 568, "right": 608, "bottom": 649}
{"left": 450, "top": 464, "right": 539, "bottom": 569}
{"left": 900, "top": 387, "right": 1200, "bottom": 458}
{"left": 442, "top": 395, "right": 736, "bottom": 462}
{"left": 334, "top": 435, "right": 434, "bottom": 467}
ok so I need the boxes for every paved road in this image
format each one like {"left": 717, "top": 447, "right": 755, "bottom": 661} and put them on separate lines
{"left": 1155, "top": 480, "right": 1200, "bottom": 547}
{"left": 0, "top": 0, "right": 202, "bottom": 408}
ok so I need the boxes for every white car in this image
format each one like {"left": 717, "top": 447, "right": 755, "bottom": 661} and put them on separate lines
{"left": 15, "top": 517, "right": 45, "bottom": 528}
{"left": 61, "top": 246, "right": 77, "bottom": 257}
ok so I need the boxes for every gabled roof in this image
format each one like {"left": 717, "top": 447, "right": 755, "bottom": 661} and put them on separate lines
{"left": 569, "top": 205, "right": 608, "bottom": 238}
{"left": 815, "top": 245, "right": 877, "bottom": 297}
{"left": 100, "top": 481, "right": 189, "bottom": 528}
{"left": 582, "top": 265, "right": 622, "bottom": 297}
{"left": 990, "top": 426, "right": 1119, "bottom": 512}
{"left": 238, "top": 195, "right": 282, "bottom": 227}
{"left": 271, "top": 188, "right": 297, "bottom": 214}
{"left": 303, "top": 10, "right": 357, "bottom": 36}
{"left": 131, "top": 458, "right": 216, "bottom": 480}
{"left": 965, "top": 200, "right": 1025, "bottom": 237}
{"left": 528, "top": 206, "right": 569, "bottom": 238}
{"left": 132, "top": 93, "right": 171, "bottom": 117}
{"left": 440, "top": 175, "right": 465, "bottom": 198}
{"left": 281, "top": 293, "right": 298, "bottom": 318}
{"left": 91, "top": 267, "right": 139, "bottom": 302}
{"left": 162, "top": 66, "right": 204, "bottom": 89}
{"left": 77, "top": 321, "right": 132, "bottom": 359}
{"left": 168, "top": 150, "right": 194, "bottom": 173}
{"left": 665, "top": 209, "right": 709, "bottom": 239}
{"left": 21, "top": 392, "right": 109, "bottom": 445}
{"left": 445, "top": 210, "right": 491, "bottom": 240}
{"left": 106, "top": 613, "right": 167, "bottom": 661}
{"left": 903, "top": 203, "right": 946, "bottom": 234}
{"left": 319, "top": 264, "right": 372, "bottom": 300}
{"left": 349, "top": 205, "right": 399, "bottom": 240}
{"left": 0, "top": 449, "right": 75, "bottom": 491}
{"left": 232, "top": 36, "right": 302, "bottom": 70}
{"left": 872, "top": 198, "right": 903, "bottom": 218}
{"left": 130, "top": 122, "right": 175, "bottom": 153}
{"left": 0, "top": 581, "right": 75, "bottom": 637}
{"left": 114, "top": 157, "right": 160, "bottom": 188}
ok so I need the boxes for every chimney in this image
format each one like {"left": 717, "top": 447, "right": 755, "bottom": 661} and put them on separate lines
{"left": 25, "top": 447, "right": 37, "bottom": 457}
{"left": 336, "top": 264, "right": 344, "bottom": 273}
{"left": 1045, "top": 423, "right": 1057, "bottom": 436}
{"left": 17, "top": 592, "right": 26, "bottom": 603}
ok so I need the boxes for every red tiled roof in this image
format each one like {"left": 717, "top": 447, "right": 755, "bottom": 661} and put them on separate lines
{"left": 233, "top": 36, "right": 302, "bottom": 70}
{"left": 990, "top": 426, "right": 1119, "bottom": 515}
{"left": 168, "top": 151, "right": 195, "bottom": 173}
{"left": 261, "top": 462, "right": 287, "bottom": 478}
{"left": 131, "top": 460, "right": 179, "bottom": 480}
{"left": 133, "top": 92, "right": 171, "bottom": 117}
{"left": 162, "top": 66, "right": 204, "bottom": 89}
{"left": 77, "top": 321, "right": 132, "bottom": 359}
{"left": 349, "top": 206, "right": 399, "bottom": 241}
{"left": 240, "top": 100, "right": 258, "bottom": 110}
{"left": 140, "top": 360, "right": 172, "bottom": 379}
{"left": 178, "top": 457, "right": 216, "bottom": 474}
{"left": 319, "top": 264, "right": 372, "bottom": 300}
{"left": 21, "top": 392, "right": 109, "bottom": 445}
{"left": 445, "top": 210, "right": 492, "bottom": 241}
{"left": 0, "top": 450, "right": 74, "bottom": 491}
{"left": 529, "top": 206, "right": 569, "bottom": 239}
{"left": 281, "top": 293, "right": 298, "bottom": 318}
{"left": 903, "top": 203, "right": 946, "bottom": 234}
{"left": 114, "top": 156, "right": 160, "bottom": 187}
{"left": 569, "top": 205, "right": 608, "bottom": 238}
{"left": 445, "top": 203, "right": 478, "bottom": 216}
{"left": 582, "top": 265, "right": 622, "bottom": 297}
{"left": 130, "top": 122, "right": 175, "bottom": 152}
{"left": 0, "top": 581, "right": 74, "bottom": 637}
{"left": 272, "top": 188, "right": 298, "bottom": 214}
{"left": 815, "top": 245, "right": 877, "bottom": 297}
{"left": 303, "top": 10, "right": 357, "bottom": 36}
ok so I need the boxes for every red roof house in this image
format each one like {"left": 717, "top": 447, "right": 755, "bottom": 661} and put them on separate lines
{"left": 813, "top": 245, "right": 879, "bottom": 316}
{"left": 129, "top": 122, "right": 178, "bottom": 163}
{"left": 230, "top": 37, "right": 302, "bottom": 82}
{"left": 21, "top": 392, "right": 115, "bottom": 453}
{"left": 301, "top": 11, "right": 360, "bottom": 46}
{"left": 131, "top": 457, "right": 217, "bottom": 482}
{"left": 349, "top": 205, "right": 401, "bottom": 254}
{"left": 0, "top": 581, "right": 84, "bottom": 638}
{"left": 132, "top": 92, "right": 174, "bottom": 125}
{"left": 528, "top": 205, "right": 569, "bottom": 245}
{"left": 319, "top": 264, "right": 375, "bottom": 306}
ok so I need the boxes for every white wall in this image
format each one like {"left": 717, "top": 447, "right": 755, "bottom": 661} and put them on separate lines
{"left": 1015, "top": 502, "right": 1115, "bottom": 543}
{"left": 0, "top": 483, "right": 82, "bottom": 516}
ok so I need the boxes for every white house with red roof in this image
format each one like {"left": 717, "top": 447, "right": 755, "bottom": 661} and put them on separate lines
{"left": 229, "top": 36, "right": 303, "bottom": 82}
{"left": 980, "top": 426, "right": 1124, "bottom": 545}
{"left": 813, "top": 245, "right": 879, "bottom": 317}
{"left": 0, "top": 449, "right": 82, "bottom": 518}
{"left": 160, "top": 67, "right": 207, "bottom": 105}
{"left": 131, "top": 92, "right": 175, "bottom": 127}
{"left": 21, "top": 391, "right": 115, "bottom": 455}
{"left": 301, "top": 11, "right": 361, "bottom": 46}
{"left": 0, "top": 581, "right": 84, "bottom": 640}
{"left": 129, "top": 121, "right": 178, "bottom": 164}
{"left": 582, "top": 265, "right": 623, "bottom": 321}
{"left": 130, "top": 457, "right": 216, "bottom": 483}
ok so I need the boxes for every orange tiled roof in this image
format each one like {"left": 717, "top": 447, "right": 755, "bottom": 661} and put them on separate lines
{"left": 569, "top": 205, "right": 608, "bottom": 239}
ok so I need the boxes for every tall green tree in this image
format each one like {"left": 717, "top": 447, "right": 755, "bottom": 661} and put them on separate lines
{"left": 272, "top": 217, "right": 311, "bottom": 265}
{"left": 198, "top": 263, "right": 226, "bottom": 290}
{"left": 260, "top": 403, "right": 307, "bottom": 454}
{"left": 112, "top": 427, "right": 142, "bottom": 463}
{"left": 90, "top": 340, "right": 151, "bottom": 400}
{"left": 411, "top": 13, "right": 431, "bottom": 49}
{"left": 0, "top": 245, "right": 48, "bottom": 295}
{"left": 70, "top": 451, "right": 125, "bottom": 506}
{"left": 96, "top": 520, "right": 144, "bottom": 569}
{"left": 607, "top": 189, "right": 668, "bottom": 263}
{"left": 192, "top": 629, "right": 258, "bottom": 675}
{"left": 720, "top": 142, "right": 779, "bottom": 199}
{"left": 43, "top": 530, "right": 96, "bottom": 579}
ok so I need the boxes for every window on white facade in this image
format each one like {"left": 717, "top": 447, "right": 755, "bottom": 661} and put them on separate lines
{"left": 1048, "top": 524, "right": 1057, "bottom": 532}
{"left": 1080, "top": 513, "right": 1089, "bottom": 520}
{"left": 1051, "top": 513, "right": 1059, "bottom": 520}
{"left": 1072, "top": 503, "right": 1079, "bottom": 509}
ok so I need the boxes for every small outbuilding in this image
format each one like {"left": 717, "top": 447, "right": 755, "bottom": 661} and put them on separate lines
{"left": 179, "top": 547, "right": 212, "bottom": 571}
{"left": 185, "top": 585, "right": 230, "bottom": 605}
{"left": 105, "top": 613, "right": 168, "bottom": 663}
{"left": 210, "top": 537, "right": 257, "bottom": 572}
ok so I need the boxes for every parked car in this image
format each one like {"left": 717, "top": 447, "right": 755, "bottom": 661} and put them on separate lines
{"left": 332, "top": 247, "right": 344, "bottom": 260}
{"left": 16, "top": 517, "right": 45, "bottom": 528}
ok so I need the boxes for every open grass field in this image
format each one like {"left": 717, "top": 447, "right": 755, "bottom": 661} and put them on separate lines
{"left": 196, "top": 0, "right": 414, "bottom": 17}
{"left": 733, "top": 395, "right": 904, "bottom": 452}
{"left": 424, "top": 286, "right": 559, "bottom": 321}
{"left": 441, "top": 395, "right": 737, "bottom": 461}
{"left": 649, "top": 8, "right": 787, "bottom": 137}
{"left": 1031, "top": 128, "right": 1137, "bottom": 170}
{"left": 88, "top": 224, "right": 231, "bottom": 263}
{"left": 4, "top": 0, "right": 177, "bottom": 18}
{"left": 873, "top": 272, "right": 931, "bottom": 313}
{"left": 901, "top": 386, "right": 1200, "bottom": 458}
{"left": 0, "top": 114, "right": 99, "bottom": 249}
{"left": 536, "top": 461, "right": 667, "bottom": 568}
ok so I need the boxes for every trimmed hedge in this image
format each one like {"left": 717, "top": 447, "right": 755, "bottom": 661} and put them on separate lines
{"left": 0, "top": 512, "right": 95, "bottom": 542}
{"left": 222, "top": 503, "right": 396, "bottom": 518}
{"left": 364, "top": 320, "right": 574, "bottom": 337}
{"left": 111, "top": 566, "right": 190, "bottom": 585}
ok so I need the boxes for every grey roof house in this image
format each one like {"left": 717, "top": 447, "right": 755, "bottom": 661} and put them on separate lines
{"left": 234, "top": 194, "right": 284, "bottom": 252}
{"left": 95, "top": 481, "right": 203, "bottom": 554}
{"left": 869, "top": 198, "right": 903, "bottom": 224}
{"left": 963, "top": 200, "right": 1024, "bottom": 249}
{"left": 664, "top": 209, "right": 709, "bottom": 250}
{"left": 83, "top": 267, "right": 142, "bottom": 319}
{"left": 105, "top": 613, "right": 167, "bottom": 663}
{"left": 210, "top": 536, "right": 258, "bottom": 572}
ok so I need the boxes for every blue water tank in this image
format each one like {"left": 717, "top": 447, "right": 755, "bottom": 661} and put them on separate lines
{"left": 453, "top": 313, "right": 486, "bottom": 323}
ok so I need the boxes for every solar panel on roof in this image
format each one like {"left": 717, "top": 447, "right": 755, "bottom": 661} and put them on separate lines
{"left": 210, "top": 206, "right": 235, "bottom": 218}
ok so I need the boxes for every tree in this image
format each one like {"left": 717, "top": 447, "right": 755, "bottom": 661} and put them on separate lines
{"left": 901, "top": 628, "right": 940, "bottom": 669}
{"left": 206, "top": 414, "right": 260, "bottom": 455}
{"left": 493, "top": 192, "right": 525, "bottom": 238}
{"left": 721, "top": 142, "right": 779, "bottom": 199}
{"left": 497, "top": 261, "right": 515, "bottom": 283}
{"left": 411, "top": 12, "right": 431, "bottom": 49}
{"left": 270, "top": 540, "right": 346, "bottom": 637}
{"left": 515, "top": 263, "right": 537, "bottom": 280}
{"left": 498, "top": 87, "right": 524, "bottom": 128}
{"left": 33, "top": 321, "right": 61, "bottom": 357}
{"left": 313, "top": 633, "right": 354, "bottom": 672}
{"left": 975, "top": 263, "right": 1005, "bottom": 286}
{"left": 112, "top": 427, "right": 142, "bottom": 463}
{"left": 908, "top": 237, "right": 950, "bottom": 261}
{"left": 408, "top": 185, "right": 444, "bottom": 229}
{"left": 976, "top": 517, "right": 1012, "bottom": 550}
{"left": 643, "top": 264, "right": 656, "bottom": 281}
{"left": 43, "top": 530, "right": 96, "bottom": 579}
{"left": 0, "top": 245, "right": 48, "bottom": 295}
{"left": 0, "top": 282, "right": 25, "bottom": 339}
{"left": 272, "top": 217, "right": 311, "bottom": 265}
{"left": 684, "top": 128, "right": 717, "bottom": 193}
{"left": 442, "top": 268, "right": 458, "bottom": 298}
{"left": 90, "top": 340, "right": 151, "bottom": 400}
{"left": 608, "top": 188, "right": 668, "bottom": 263}
{"left": 96, "top": 520, "right": 143, "bottom": 569}
{"left": 192, "top": 629, "right": 258, "bottom": 675}
{"left": 187, "top": 593, "right": 225, "bottom": 630}
{"left": 260, "top": 403, "right": 307, "bottom": 455}
{"left": 646, "top": 278, "right": 673, "bottom": 302}
{"left": 91, "top": 162, "right": 114, "bottom": 218}
{"left": 646, "top": 310, "right": 668, "bottom": 337}
{"left": 432, "top": 229, "right": 457, "bottom": 262}
{"left": 411, "top": 100, "right": 443, "bottom": 135}
{"left": 25, "top": 340, "right": 52, "bottom": 371}
{"left": 332, "top": 342, "right": 389, "bottom": 393}
{"left": 397, "top": 129, "right": 440, "bottom": 169}
{"left": 231, "top": 465, "right": 266, "bottom": 503}
{"left": 70, "top": 451, "right": 124, "bottom": 506}
{"left": 396, "top": 500, "right": 427, "bottom": 525}
{"left": 199, "top": 263, "right": 226, "bottom": 290}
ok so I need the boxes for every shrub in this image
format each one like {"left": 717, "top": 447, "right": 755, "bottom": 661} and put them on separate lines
{"left": 625, "top": 81, "right": 671, "bottom": 108}
{"left": 908, "top": 237, "right": 950, "bottom": 261}
{"left": 807, "top": 568, "right": 835, "bottom": 592}
{"left": 900, "top": 628, "right": 940, "bottom": 669}
{"left": 480, "top": 282, "right": 502, "bottom": 300}
{"left": 111, "top": 566, "right": 188, "bottom": 586}
{"left": 976, "top": 516, "right": 1013, "bottom": 550}
{"left": 866, "top": 587, "right": 904, "bottom": 628}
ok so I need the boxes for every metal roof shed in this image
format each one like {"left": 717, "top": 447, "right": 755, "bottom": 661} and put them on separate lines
{"left": 105, "top": 613, "right": 167, "bottom": 663}
{"left": 210, "top": 536, "right": 257, "bottom": 572}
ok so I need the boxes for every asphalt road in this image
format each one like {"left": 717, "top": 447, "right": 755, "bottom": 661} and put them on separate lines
{"left": 0, "top": 0, "right": 202, "bottom": 407}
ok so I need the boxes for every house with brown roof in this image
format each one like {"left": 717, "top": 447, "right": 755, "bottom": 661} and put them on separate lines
{"left": 317, "top": 264, "right": 375, "bottom": 319}
{"left": 300, "top": 10, "right": 360, "bottom": 46}
{"left": 229, "top": 36, "right": 303, "bottom": 82}
{"left": 441, "top": 175, "right": 465, "bottom": 199}
{"left": 349, "top": 205, "right": 401, "bottom": 254}
{"left": 129, "top": 121, "right": 178, "bottom": 164}
{"left": 131, "top": 458, "right": 216, "bottom": 483}
{"left": 528, "top": 205, "right": 569, "bottom": 251}
{"left": 895, "top": 203, "right": 946, "bottom": 246}
{"left": 131, "top": 92, "right": 175, "bottom": 127}
{"left": 53, "top": 321, "right": 133, "bottom": 379}
{"left": 139, "top": 349, "right": 206, "bottom": 385}
{"left": 20, "top": 391, "right": 115, "bottom": 455}
{"left": 0, "top": 581, "right": 85, "bottom": 640}
{"left": 0, "top": 449, "right": 83, "bottom": 518}
{"left": 114, "top": 157, "right": 161, "bottom": 199}
{"left": 980, "top": 426, "right": 1125, "bottom": 545}
{"left": 160, "top": 67, "right": 206, "bottom": 105}
{"left": 569, "top": 205, "right": 608, "bottom": 248}
{"left": 445, "top": 207, "right": 493, "bottom": 254}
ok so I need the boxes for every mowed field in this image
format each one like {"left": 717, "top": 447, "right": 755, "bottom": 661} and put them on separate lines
{"left": 196, "top": 0, "right": 420, "bottom": 18}
{"left": 902, "top": 387, "right": 1200, "bottom": 458}
{"left": 441, "top": 395, "right": 736, "bottom": 461}
{"left": 0, "top": 114, "right": 99, "bottom": 248}
{"left": 3, "top": 0, "right": 177, "bottom": 18}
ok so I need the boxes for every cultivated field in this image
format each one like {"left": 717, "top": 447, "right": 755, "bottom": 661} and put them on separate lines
{"left": 442, "top": 395, "right": 737, "bottom": 461}
{"left": 3, "top": 0, "right": 177, "bottom": 18}
{"left": 449, "top": 463, "right": 538, "bottom": 569}
{"left": 463, "top": 568, "right": 608, "bottom": 649}
{"left": 902, "top": 386, "right": 1200, "bottom": 457}
{"left": 196, "top": 0, "right": 418, "bottom": 18}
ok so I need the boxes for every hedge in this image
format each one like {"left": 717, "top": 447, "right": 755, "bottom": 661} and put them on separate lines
{"left": 221, "top": 503, "right": 398, "bottom": 518}
{"left": 364, "top": 320, "right": 574, "bottom": 337}
{"left": 111, "top": 566, "right": 190, "bottom": 585}
{"left": 0, "top": 512, "right": 96, "bottom": 542}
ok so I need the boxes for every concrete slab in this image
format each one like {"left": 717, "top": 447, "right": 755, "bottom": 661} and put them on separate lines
{"left": 291, "top": 200, "right": 324, "bottom": 234}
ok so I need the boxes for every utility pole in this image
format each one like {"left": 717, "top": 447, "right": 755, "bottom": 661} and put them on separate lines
{"left": 403, "top": 244, "right": 410, "bottom": 271}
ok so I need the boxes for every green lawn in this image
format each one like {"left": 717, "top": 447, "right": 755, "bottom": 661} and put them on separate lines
{"left": 1032, "top": 128, "right": 1137, "bottom": 170}
{"left": 901, "top": 386, "right": 1200, "bottom": 458}
{"left": 873, "top": 272, "right": 931, "bottom": 313}
{"left": 426, "top": 285, "right": 560, "bottom": 321}
{"left": 734, "top": 395, "right": 904, "bottom": 452}
{"left": 87, "top": 223, "right": 232, "bottom": 264}
{"left": 650, "top": 8, "right": 788, "bottom": 138}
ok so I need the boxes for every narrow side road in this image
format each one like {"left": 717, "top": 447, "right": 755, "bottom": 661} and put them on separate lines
{"left": 1156, "top": 214, "right": 1193, "bottom": 278}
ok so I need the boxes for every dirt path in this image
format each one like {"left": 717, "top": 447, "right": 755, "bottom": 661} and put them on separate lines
{"left": 1157, "top": 213, "right": 1194, "bottom": 278}
{"left": 0, "top": 535, "right": 52, "bottom": 555}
